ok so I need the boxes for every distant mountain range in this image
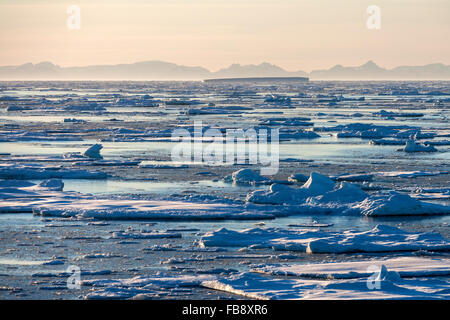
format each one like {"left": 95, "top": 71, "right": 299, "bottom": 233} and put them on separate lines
{"left": 0, "top": 60, "right": 449, "bottom": 80}
{"left": 309, "top": 60, "right": 450, "bottom": 80}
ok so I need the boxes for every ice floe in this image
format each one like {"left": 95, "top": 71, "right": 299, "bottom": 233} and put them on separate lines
{"left": 253, "top": 257, "right": 450, "bottom": 279}
{"left": 200, "top": 224, "right": 450, "bottom": 253}
{"left": 398, "top": 139, "right": 438, "bottom": 152}
{"left": 316, "top": 123, "right": 437, "bottom": 140}
{"left": 224, "top": 169, "right": 270, "bottom": 185}
{"left": 247, "top": 172, "right": 449, "bottom": 216}
{"left": 83, "top": 144, "right": 103, "bottom": 159}
{"left": 351, "top": 192, "right": 450, "bottom": 216}
{"left": 247, "top": 172, "right": 335, "bottom": 205}
{"left": 33, "top": 198, "right": 273, "bottom": 220}
{"left": 202, "top": 270, "right": 450, "bottom": 300}
{"left": 375, "top": 171, "right": 449, "bottom": 178}
{"left": 0, "top": 164, "right": 107, "bottom": 180}
{"left": 83, "top": 274, "right": 215, "bottom": 300}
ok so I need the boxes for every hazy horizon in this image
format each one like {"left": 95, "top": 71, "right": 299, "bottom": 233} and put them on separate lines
{"left": 2, "top": 59, "right": 450, "bottom": 73}
{"left": 1, "top": 0, "right": 449, "bottom": 73}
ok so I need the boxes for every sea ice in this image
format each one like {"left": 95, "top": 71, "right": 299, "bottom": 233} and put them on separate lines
{"left": 253, "top": 257, "right": 450, "bottom": 279}
{"left": 398, "top": 140, "right": 438, "bottom": 153}
{"left": 33, "top": 198, "right": 274, "bottom": 220}
{"left": 0, "top": 164, "right": 107, "bottom": 180}
{"left": 201, "top": 270, "right": 450, "bottom": 300}
{"left": 247, "top": 172, "right": 335, "bottom": 204}
{"left": 83, "top": 144, "right": 104, "bottom": 159}
{"left": 224, "top": 169, "right": 270, "bottom": 185}
{"left": 352, "top": 192, "right": 450, "bottom": 216}
{"left": 247, "top": 172, "right": 449, "bottom": 216}
{"left": 200, "top": 225, "right": 450, "bottom": 253}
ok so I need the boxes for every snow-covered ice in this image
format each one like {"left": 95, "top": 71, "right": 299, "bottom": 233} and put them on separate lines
{"left": 253, "top": 257, "right": 450, "bottom": 279}
{"left": 200, "top": 224, "right": 450, "bottom": 253}
{"left": 0, "top": 80, "right": 449, "bottom": 300}
{"left": 202, "top": 270, "right": 450, "bottom": 300}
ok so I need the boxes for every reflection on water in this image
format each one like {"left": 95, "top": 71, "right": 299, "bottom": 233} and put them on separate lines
{"left": 58, "top": 179, "right": 267, "bottom": 195}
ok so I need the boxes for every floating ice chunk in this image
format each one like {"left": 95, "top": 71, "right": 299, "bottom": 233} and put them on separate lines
{"left": 253, "top": 257, "right": 450, "bottom": 279}
{"left": 199, "top": 227, "right": 296, "bottom": 248}
{"left": 260, "top": 117, "right": 313, "bottom": 127}
{"left": 64, "top": 118, "right": 86, "bottom": 123}
{"left": 247, "top": 172, "right": 335, "bottom": 205}
{"left": 302, "top": 172, "right": 336, "bottom": 194}
{"left": 37, "top": 179, "right": 64, "bottom": 191}
{"left": 370, "top": 138, "right": 407, "bottom": 145}
{"left": 64, "top": 103, "right": 106, "bottom": 112}
{"left": 224, "top": 169, "right": 270, "bottom": 185}
{"left": 139, "top": 162, "right": 188, "bottom": 169}
{"left": 32, "top": 270, "right": 112, "bottom": 278}
{"left": 319, "top": 123, "right": 436, "bottom": 140}
{"left": 165, "top": 99, "right": 200, "bottom": 105}
{"left": 42, "top": 259, "right": 65, "bottom": 266}
{"left": 305, "top": 225, "right": 450, "bottom": 253}
{"left": 373, "top": 110, "right": 424, "bottom": 118}
{"left": 200, "top": 224, "right": 450, "bottom": 253}
{"left": 287, "top": 173, "right": 309, "bottom": 184}
{"left": 352, "top": 192, "right": 450, "bottom": 216}
{"left": 143, "top": 244, "right": 180, "bottom": 252}
{"left": 264, "top": 94, "right": 291, "bottom": 104}
{"left": 82, "top": 253, "right": 121, "bottom": 259}
{"left": 83, "top": 274, "right": 215, "bottom": 300}
{"left": 331, "top": 173, "right": 374, "bottom": 182}
{"left": 247, "top": 183, "right": 299, "bottom": 204}
{"left": 63, "top": 152, "right": 86, "bottom": 159}
{"left": 111, "top": 231, "right": 181, "bottom": 239}
{"left": 0, "top": 164, "right": 107, "bottom": 180}
{"left": 280, "top": 130, "right": 320, "bottom": 140}
{"left": 6, "top": 105, "right": 28, "bottom": 112}
{"left": 287, "top": 222, "right": 333, "bottom": 228}
{"left": 34, "top": 198, "right": 273, "bottom": 220}
{"left": 89, "top": 160, "right": 140, "bottom": 166}
{"left": 375, "top": 171, "right": 448, "bottom": 178}
{"left": 247, "top": 172, "right": 448, "bottom": 216}
{"left": 310, "top": 182, "right": 368, "bottom": 204}
{"left": 83, "top": 144, "right": 103, "bottom": 159}
{"left": 398, "top": 140, "right": 438, "bottom": 153}
{"left": 396, "top": 129, "right": 435, "bottom": 140}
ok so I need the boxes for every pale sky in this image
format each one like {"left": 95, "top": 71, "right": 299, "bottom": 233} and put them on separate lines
{"left": 0, "top": 0, "right": 449, "bottom": 72}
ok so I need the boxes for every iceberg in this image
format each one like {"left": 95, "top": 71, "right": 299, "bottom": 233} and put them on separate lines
{"left": 247, "top": 172, "right": 335, "bottom": 205}
{"left": 398, "top": 140, "right": 438, "bottom": 153}
{"left": 0, "top": 164, "right": 107, "bottom": 180}
{"left": 83, "top": 144, "right": 104, "bottom": 159}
